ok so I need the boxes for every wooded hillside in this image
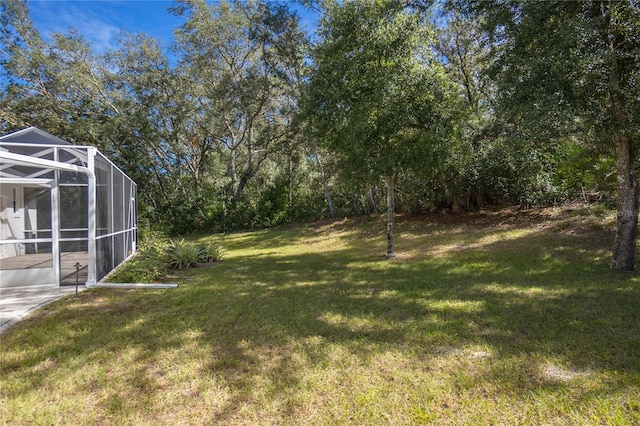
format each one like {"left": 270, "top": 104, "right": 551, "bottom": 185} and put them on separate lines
{"left": 1, "top": 0, "right": 638, "bottom": 268}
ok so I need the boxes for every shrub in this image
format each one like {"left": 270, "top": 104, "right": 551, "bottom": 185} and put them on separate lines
{"left": 199, "top": 242, "right": 225, "bottom": 263}
{"left": 167, "top": 239, "right": 202, "bottom": 270}
{"left": 167, "top": 239, "right": 225, "bottom": 269}
{"left": 106, "top": 235, "right": 169, "bottom": 283}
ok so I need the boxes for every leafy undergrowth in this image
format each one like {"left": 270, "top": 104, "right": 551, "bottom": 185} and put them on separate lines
{"left": 105, "top": 237, "right": 169, "bottom": 283}
{"left": 106, "top": 237, "right": 225, "bottom": 283}
{"left": 2, "top": 206, "right": 640, "bottom": 425}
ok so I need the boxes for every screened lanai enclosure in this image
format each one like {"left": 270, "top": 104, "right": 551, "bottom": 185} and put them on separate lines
{"left": 0, "top": 127, "right": 137, "bottom": 288}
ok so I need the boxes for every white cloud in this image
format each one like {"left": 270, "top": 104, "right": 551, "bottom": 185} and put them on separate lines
{"left": 73, "top": 16, "right": 121, "bottom": 52}
{"left": 29, "top": 1, "right": 122, "bottom": 53}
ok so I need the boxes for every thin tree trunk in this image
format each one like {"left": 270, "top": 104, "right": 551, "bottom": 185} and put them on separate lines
{"left": 314, "top": 148, "right": 335, "bottom": 218}
{"left": 229, "top": 149, "right": 238, "bottom": 197}
{"left": 352, "top": 194, "right": 360, "bottom": 216}
{"left": 386, "top": 174, "right": 395, "bottom": 259}
{"left": 368, "top": 184, "right": 379, "bottom": 214}
{"left": 234, "top": 166, "right": 253, "bottom": 202}
{"left": 288, "top": 155, "right": 294, "bottom": 211}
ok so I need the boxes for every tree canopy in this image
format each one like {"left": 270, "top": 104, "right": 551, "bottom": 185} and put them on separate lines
{"left": 455, "top": 0, "right": 640, "bottom": 269}
{"left": 1, "top": 0, "right": 639, "bottom": 268}
{"left": 302, "top": 0, "right": 456, "bottom": 257}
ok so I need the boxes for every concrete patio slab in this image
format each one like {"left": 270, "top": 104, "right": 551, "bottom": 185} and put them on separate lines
{"left": 0, "top": 285, "right": 85, "bottom": 333}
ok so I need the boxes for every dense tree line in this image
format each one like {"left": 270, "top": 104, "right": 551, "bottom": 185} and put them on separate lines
{"left": 1, "top": 0, "right": 638, "bottom": 268}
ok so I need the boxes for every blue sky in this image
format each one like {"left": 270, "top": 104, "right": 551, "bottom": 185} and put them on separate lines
{"left": 28, "top": 0, "right": 319, "bottom": 53}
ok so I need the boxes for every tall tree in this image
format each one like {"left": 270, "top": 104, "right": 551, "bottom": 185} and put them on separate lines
{"left": 1, "top": 0, "right": 316, "bottom": 234}
{"left": 103, "top": 31, "right": 221, "bottom": 231}
{"left": 0, "top": 0, "right": 115, "bottom": 143}
{"left": 460, "top": 0, "right": 640, "bottom": 270}
{"left": 171, "top": 0, "right": 306, "bottom": 203}
{"left": 303, "top": 0, "right": 454, "bottom": 257}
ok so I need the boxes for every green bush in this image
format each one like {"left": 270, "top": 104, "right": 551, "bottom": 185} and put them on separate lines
{"left": 106, "top": 236, "right": 168, "bottom": 283}
{"left": 167, "top": 239, "right": 225, "bottom": 269}
{"left": 167, "top": 239, "right": 202, "bottom": 270}
{"left": 199, "top": 242, "right": 225, "bottom": 263}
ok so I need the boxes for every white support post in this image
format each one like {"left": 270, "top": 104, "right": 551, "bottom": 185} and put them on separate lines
{"left": 51, "top": 149, "right": 61, "bottom": 286}
{"left": 130, "top": 182, "right": 136, "bottom": 254}
{"left": 87, "top": 148, "right": 97, "bottom": 285}
{"left": 110, "top": 163, "right": 114, "bottom": 271}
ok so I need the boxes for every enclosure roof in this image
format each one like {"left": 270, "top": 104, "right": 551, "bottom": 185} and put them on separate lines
{"left": 0, "top": 127, "right": 72, "bottom": 146}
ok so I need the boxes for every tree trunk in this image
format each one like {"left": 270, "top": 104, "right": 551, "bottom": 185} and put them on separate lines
{"left": 611, "top": 95, "right": 637, "bottom": 270}
{"left": 386, "top": 174, "right": 396, "bottom": 259}
{"left": 368, "top": 184, "right": 379, "bottom": 214}
{"left": 606, "top": 5, "right": 638, "bottom": 270}
{"left": 229, "top": 149, "right": 238, "bottom": 198}
{"left": 314, "top": 149, "right": 335, "bottom": 218}
{"left": 288, "top": 155, "right": 294, "bottom": 211}
{"left": 612, "top": 137, "right": 638, "bottom": 270}
{"left": 234, "top": 167, "right": 253, "bottom": 202}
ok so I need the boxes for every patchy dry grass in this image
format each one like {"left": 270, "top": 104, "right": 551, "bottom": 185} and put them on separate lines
{"left": 1, "top": 206, "right": 640, "bottom": 425}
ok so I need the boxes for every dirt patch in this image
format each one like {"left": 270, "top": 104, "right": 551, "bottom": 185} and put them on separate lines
{"left": 540, "top": 363, "right": 591, "bottom": 382}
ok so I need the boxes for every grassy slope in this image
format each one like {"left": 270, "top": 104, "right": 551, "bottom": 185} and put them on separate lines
{"left": 1, "top": 207, "right": 639, "bottom": 425}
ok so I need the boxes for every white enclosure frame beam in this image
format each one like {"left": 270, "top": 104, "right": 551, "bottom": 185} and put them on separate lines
{"left": 52, "top": 148, "right": 61, "bottom": 285}
{"left": 86, "top": 148, "right": 97, "bottom": 285}
{"left": 0, "top": 150, "right": 97, "bottom": 285}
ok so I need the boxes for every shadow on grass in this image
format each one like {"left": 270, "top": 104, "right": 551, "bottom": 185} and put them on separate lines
{"left": 2, "top": 214, "right": 639, "bottom": 422}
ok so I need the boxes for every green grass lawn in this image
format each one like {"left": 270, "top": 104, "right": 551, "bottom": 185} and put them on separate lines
{"left": 2, "top": 207, "right": 640, "bottom": 425}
